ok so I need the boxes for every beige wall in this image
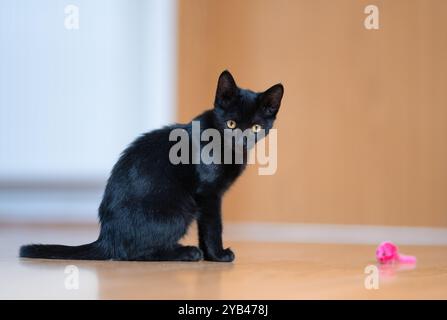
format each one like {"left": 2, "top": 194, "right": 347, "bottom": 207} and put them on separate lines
{"left": 177, "top": 0, "right": 447, "bottom": 227}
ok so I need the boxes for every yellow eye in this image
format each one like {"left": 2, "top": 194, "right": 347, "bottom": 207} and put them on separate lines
{"left": 226, "top": 120, "right": 237, "bottom": 129}
{"left": 252, "top": 124, "right": 262, "bottom": 133}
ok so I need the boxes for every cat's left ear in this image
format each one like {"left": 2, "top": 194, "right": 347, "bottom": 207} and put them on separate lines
{"left": 260, "top": 84, "right": 284, "bottom": 117}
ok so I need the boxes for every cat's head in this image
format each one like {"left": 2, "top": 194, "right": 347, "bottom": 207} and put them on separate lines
{"left": 213, "top": 70, "right": 284, "bottom": 147}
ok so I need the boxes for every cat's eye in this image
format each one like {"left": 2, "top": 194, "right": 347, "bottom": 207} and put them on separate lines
{"left": 251, "top": 124, "right": 262, "bottom": 133}
{"left": 226, "top": 120, "right": 237, "bottom": 129}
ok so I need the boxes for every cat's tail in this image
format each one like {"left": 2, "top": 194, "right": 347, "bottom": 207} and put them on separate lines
{"left": 19, "top": 240, "right": 109, "bottom": 260}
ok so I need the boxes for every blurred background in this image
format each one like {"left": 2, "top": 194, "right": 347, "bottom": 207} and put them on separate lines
{"left": 1, "top": 0, "right": 446, "bottom": 230}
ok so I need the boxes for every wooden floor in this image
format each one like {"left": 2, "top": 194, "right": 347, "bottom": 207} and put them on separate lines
{"left": 1, "top": 224, "right": 447, "bottom": 299}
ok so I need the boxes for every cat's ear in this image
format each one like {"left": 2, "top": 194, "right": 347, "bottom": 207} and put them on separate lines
{"left": 260, "top": 84, "right": 284, "bottom": 117}
{"left": 214, "top": 70, "right": 237, "bottom": 109}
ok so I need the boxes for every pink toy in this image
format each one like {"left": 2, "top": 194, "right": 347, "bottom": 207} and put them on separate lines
{"left": 376, "top": 241, "right": 417, "bottom": 264}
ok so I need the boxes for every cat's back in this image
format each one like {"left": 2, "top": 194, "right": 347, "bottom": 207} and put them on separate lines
{"left": 101, "top": 123, "right": 194, "bottom": 204}
{"left": 117, "top": 123, "right": 188, "bottom": 169}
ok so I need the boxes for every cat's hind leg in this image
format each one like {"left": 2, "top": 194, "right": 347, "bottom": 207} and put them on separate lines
{"left": 133, "top": 245, "right": 203, "bottom": 262}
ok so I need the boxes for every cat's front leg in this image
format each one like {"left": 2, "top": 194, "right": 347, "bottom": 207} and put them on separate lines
{"left": 197, "top": 195, "right": 235, "bottom": 262}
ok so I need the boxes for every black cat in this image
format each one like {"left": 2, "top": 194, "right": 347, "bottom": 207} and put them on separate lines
{"left": 19, "top": 71, "right": 284, "bottom": 262}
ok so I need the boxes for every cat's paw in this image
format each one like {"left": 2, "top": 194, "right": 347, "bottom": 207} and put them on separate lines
{"left": 181, "top": 246, "right": 204, "bottom": 261}
{"left": 204, "top": 248, "right": 235, "bottom": 262}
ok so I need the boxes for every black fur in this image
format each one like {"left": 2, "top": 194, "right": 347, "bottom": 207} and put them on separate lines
{"left": 19, "top": 71, "right": 284, "bottom": 262}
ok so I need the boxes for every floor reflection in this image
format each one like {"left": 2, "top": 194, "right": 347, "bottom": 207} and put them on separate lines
{"left": 15, "top": 259, "right": 99, "bottom": 299}
{"left": 378, "top": 262, "right": 417, "bottom": 281}
{"left": 18, "top": 258, "right": 234, "bottom": 299}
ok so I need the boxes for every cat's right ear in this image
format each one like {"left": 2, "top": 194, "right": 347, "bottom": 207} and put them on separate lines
{"left": 214, "top": 70, "right": 237, "bottom": 109}
{"left": 259, "top": 83, "right": 284, "bottom": 117}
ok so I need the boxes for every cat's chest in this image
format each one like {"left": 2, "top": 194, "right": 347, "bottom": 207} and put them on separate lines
{"left": 195, "top": 163, "right": 245, "bottom": 195}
